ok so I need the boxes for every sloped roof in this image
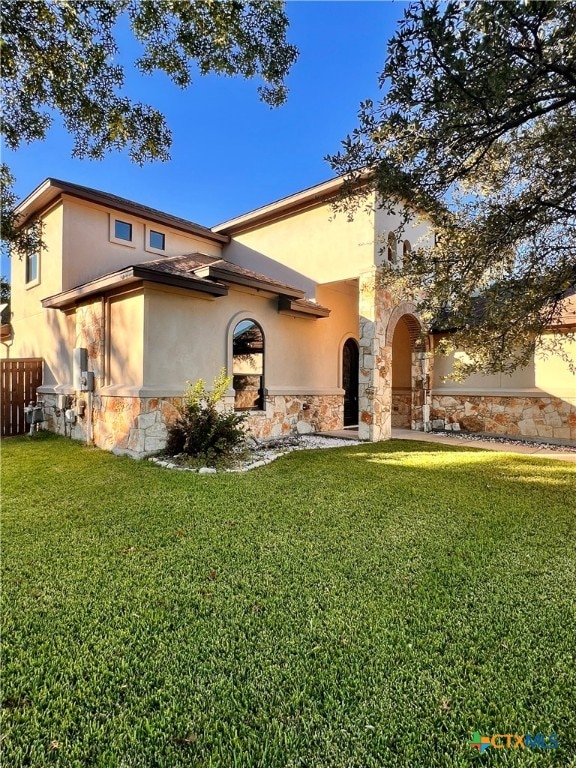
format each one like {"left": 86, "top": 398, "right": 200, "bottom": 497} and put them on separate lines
{"left": 42, "top": 253, "right": 331, "bottom": 317}
{"left": 161, "top": 253, "right": 306, "bottom": 299}
{"left": 42, "top": 259, "right": 228, "bottom": 309}
{"left": 16, "top": 178, "right": 229, "bottom": 244}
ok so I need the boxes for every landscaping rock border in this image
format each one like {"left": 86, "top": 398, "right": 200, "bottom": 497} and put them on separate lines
{"left": 149, "top": 434, "right": 361, "bottom": 474}
{"left": 430, "top": 430, "right": 576, "bottom": 452}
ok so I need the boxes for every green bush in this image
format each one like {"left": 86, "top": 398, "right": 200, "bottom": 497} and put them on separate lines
{"left": 166, "top": 369, "right": 246, "bottom": 464}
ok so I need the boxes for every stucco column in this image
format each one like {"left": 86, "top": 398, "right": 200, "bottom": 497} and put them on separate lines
{"left": 358, "top": 268, "right": 393, "bottom": 441}
{"left": 76, "top": 301, "right": 104, "bottom": 384}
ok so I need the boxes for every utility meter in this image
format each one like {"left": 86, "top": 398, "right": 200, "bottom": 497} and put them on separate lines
{"left": 80, "top": 371, "right": 95, "bottom": 392}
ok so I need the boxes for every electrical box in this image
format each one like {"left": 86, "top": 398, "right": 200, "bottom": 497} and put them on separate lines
{"left": 80, "top": 371, "right": 95, "bottom": 392}
{"left": 73, "top": 348, "right": 88, "bottom": 390}
{"left": 24, "top": 403, "right": 45, "bottom": 425}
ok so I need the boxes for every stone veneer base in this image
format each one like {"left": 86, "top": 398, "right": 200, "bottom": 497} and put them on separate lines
{"left": 431, "top": 393, "right": 576, "bottom": 441}
{"left": 39, "top": 392, "right": 344, "bottom": 457}
{"left": 242, "top": 394, "right": 343, "bottom": 441}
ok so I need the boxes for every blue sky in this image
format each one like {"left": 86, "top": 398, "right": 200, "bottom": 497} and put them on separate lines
{"left": 3, "top": 1, "right": 408, "bottom": 279}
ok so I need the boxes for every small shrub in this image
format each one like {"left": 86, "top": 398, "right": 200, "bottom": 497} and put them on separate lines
{"left": 166, "top": 369, "right": 246, "bottom": 464}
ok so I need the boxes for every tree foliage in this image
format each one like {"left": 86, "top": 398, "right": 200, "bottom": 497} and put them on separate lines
{"left": 0, "top": 274, "right": 10, "bottom": 324}
{"left": 0, "top": 0, "right": 297, "bottom": 252}
{"left": 330, "top": 0, "right": 576, "bottom": 376}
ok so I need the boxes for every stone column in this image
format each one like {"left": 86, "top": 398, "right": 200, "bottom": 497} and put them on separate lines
{"left": 410, "top": 345, "right": 430, "bottom": 430}
{"left": 358, "top": 268, "right": 393, "bottom": 441}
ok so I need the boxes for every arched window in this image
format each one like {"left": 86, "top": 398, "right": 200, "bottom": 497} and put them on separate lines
{"left": 232, "top": 319, "right": 264, "bottom": 410}
{"left": 403, "top": 239, "right": 411, "bottom": 262}
{"left": 387, "top": 232, "right": 398, "bottom": 263}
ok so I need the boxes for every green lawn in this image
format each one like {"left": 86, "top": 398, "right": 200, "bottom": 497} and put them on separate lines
{"left": 2, "top": 433, "right": 575, "bottom": 767}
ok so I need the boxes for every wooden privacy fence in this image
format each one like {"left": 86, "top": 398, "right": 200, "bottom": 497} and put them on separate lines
{"left": 1, "top": 358, "right": 43, "bottom": 437}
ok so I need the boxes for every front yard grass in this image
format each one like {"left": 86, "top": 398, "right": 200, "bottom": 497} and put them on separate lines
{"left": 2, "top": 432, "right": 575, "bottom": 767}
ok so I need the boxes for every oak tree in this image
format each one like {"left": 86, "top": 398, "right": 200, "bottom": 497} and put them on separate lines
{"left": 1, "top": 0, "right": 297, "bottom": 252}
{"left": 330, "top": 0, "right": 576, "bottom": 376}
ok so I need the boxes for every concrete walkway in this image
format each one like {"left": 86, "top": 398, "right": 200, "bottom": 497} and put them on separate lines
{"left": 318, "top": 428, "right": 576, "bottom": 464}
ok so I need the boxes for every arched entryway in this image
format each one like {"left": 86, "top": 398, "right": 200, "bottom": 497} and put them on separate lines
{"left": 386, "top": 307, "right": 428, "bottom": 431}
{"left": 391, "top": 317, "right": 413, "bottom": 427}
{"left": 342, "top": 338, "right": 359, "bottom": 427}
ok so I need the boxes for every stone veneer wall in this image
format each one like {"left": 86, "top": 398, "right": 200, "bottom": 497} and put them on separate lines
{"left": 40, "top": 393, "right": 182, "bottom": 456}
{"left": 358, "top": 271, "right": 393, "bottom": 441}
{"left": 242, "top": 394, "right": 343, "bottom": 440}
{"left": 431, "top": 394, "right": 576, "bottom": 441}
{"left": 392, "top": 391, "right": 411, "bottom": 428}
{"left": 39, "top": 392, "right": 344, "bottom": 456}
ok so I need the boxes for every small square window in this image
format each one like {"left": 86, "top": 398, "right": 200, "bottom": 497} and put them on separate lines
{"left": 149, "top": 230, "right": 165, "bottom": 250}
{"left": 114, "top": 220, "right": 132, "bottom": 241}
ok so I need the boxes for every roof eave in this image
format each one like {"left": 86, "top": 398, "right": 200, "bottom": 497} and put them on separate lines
{"left": 42, "top": 266, "right": 228, "bottom": 309}
{"left": 194, "top": 264, "right": 305, "bottom": 298}
{"left": 213, "top": 175, "right": 368, "bottom": 235}
{"left": 15, "top": 178, "right": 229, "bottom": 244}
{"left": 278, "top": 296, "right": 331, "bottom": 319}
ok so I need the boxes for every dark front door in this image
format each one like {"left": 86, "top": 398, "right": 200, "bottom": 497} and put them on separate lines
{"left": 342, "top": 338, "right": 359, "bottom": 427}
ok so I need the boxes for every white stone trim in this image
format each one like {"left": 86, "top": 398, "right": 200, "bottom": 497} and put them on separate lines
{"left": 98, "top": 385, "right": 182, "bottom": 397}
{"left": 431, "top": 388, "right": 575, "bottom": 399}
{"left": 265, "top": 386, "right": 345, "bottom": 396}
{"left": 37, "top": 384, "right": 76, "bottom": 395}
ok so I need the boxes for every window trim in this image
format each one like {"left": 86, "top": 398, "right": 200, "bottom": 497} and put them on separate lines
{"left": 387, "top": 232, "right": 398, "bottom": 263}
{"left": 229, "top": 314, "right": 266, "bottom": 412}
{"left": 25, "top": 246, "right": 40, "bottom": 288}
{"left": 109, "top": 214, "right": 136, "bottom": 248}
{"left": 402, "top": 239, "right": 411, "bottom": 265}
{"left": 145, "top": 225, "right": 167, "bottom": 255}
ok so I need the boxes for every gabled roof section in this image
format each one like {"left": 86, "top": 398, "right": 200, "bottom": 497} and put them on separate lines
{"left": 213, "top": 176, "right": 352, "bottom": 235}
{"left": 16, "top": 178, "right": 229, "bottom": 244}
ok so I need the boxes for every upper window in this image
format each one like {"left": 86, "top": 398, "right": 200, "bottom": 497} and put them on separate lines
{"left": 387, "top": 232, "right": 398, "bottom": 263}
{"left": 26, "top": 249, "right": 38, "bottom": 284}
{"left": 232, "top": 319, "right": 264, "bottom": 410}
{"left": 114, "top": 220, "right": 133, "bottom": 241}
{"left": 149, "top": 230, "right": 165, "bottom": 251}
{"left": 403, "top": 239, "right": 411, "bottom": 262}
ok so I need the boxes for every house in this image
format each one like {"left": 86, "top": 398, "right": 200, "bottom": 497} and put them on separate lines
{"left": 3, "top": 176, "right": 575, "bottom": 454}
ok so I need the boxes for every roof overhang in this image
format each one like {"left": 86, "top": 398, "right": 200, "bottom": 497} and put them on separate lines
{"left": 42, "top": 265, "right": 228, "bottom": 310}
{"left": 213, "top": 174, "right": 373, "bottom": 236}
{"left": 16, "top": 178, "right": 229, "bottom": 244}
{"left": 277, "top": 296, "right": 331, "bottom": 319}
{"left": 193, "top": 263, "right": 305, "bottom": 298}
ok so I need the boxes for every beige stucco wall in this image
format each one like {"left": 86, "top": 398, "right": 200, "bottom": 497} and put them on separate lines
{"left": 223, "top": 195, "right": 434, "bottom": 303}
{"left": 140, "top": 279, "right": 358, "bottom": 396}
{"left": 534, "top": 336, "right": 576, "bottom": 404}
{"left": 62, "top": 196, "right": 223, "bottom": 290}
{"left": 373, "top": 206, "right": 433, "bottom": 267}
{"left": 431, "top": 337, "right": 576, "bottom": 406}
{"left": 2, "top": 203, "right": 76, "bottom": 386}
{"left": 222, "top": 194, "right": 378, "bottom": 295}
{"left": 105, "top": 291, "right": 145, "bottom": 390}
